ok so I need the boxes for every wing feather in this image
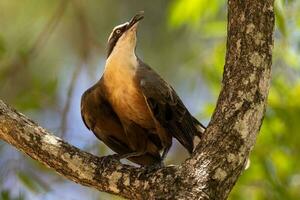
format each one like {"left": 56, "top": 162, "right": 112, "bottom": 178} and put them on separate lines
{"left": 137, "top": 60, "right": 205, "bottom": 154}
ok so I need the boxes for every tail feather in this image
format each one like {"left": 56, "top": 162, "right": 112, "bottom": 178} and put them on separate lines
{"left": 192, "top": 117, "right": 206, "bottom": 151}
{"left": 192, "top": 116, "right": 206, "bottom": 137}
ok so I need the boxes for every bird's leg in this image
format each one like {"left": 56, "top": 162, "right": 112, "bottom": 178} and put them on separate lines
{"left": 101, "top": 151, "right": 144, "bottom": 164}
{"left": 106, "top": 154, "right": 123, "bottom": 160}
{"left": 161, "top": 145, "right": 171, "bottom": 161}
{"left": 101, "top": 152, "right": 143, "bottom": 168}
{"left": 118, "top": 151, "right": 145, "bottom": 159}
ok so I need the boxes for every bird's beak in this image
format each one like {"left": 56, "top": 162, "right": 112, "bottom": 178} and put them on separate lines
{"left": 127, "top": 11, "right": 144, "bottom": 30}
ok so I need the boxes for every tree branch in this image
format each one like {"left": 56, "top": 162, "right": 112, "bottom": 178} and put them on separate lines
{"left": 0, "top": 0, "right": 274, "bottom": 199}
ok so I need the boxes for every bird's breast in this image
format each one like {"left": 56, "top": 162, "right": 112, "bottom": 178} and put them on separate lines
{"left": 103, "top": 61, "right": 154, "bottom": 129}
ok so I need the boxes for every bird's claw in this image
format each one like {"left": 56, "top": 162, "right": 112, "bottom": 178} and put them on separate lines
{"left": 142, "top": 161, "right": 164, "bottom": 172}
{"left": 100, "top": 154, "right": 121, "bottom": 168}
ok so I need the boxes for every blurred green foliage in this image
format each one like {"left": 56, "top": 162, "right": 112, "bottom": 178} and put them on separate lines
{"left": 0, "top": 0, "right": 299, "bottom": 199}
{"left": 1, "top": 190, "right": 25, "bottom": 200}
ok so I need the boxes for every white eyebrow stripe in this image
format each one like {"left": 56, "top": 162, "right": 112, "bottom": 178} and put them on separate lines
{"left": 108, "top": 22, "right": 129, "bottom": 42}
{"left": 113, "top": 22, "right": 129, "bottom": 31}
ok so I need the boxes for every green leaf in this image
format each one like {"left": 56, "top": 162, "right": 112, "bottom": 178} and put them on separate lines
{"left": 1, "top": 190, "right": 10, "bottom": 200}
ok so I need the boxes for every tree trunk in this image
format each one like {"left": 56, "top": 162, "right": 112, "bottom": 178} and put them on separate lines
{"left": 0, "top": 0, "right": 274, "bottom": 199}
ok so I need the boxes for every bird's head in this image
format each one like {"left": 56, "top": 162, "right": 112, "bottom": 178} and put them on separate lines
{"left": 107, "top": 11, "right": 144, "bottom": 58}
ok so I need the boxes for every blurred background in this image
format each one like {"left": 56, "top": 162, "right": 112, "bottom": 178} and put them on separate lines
{"left": 0, "top": 0, "right": 299, "bottom": 199}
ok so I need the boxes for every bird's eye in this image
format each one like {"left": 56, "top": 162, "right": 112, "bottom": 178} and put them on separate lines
{"left": 116, "top": 29, "right": 121, "bottom": 34}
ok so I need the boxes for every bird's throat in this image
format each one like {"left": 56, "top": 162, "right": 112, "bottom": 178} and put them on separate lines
{"left": 103, "top": 52, "right": 153, "bottom": 128}
{"left": 103, "top": 47, "right": 139, "bottom": 102}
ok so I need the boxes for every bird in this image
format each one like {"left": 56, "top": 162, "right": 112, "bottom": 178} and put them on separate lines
{"left": 80, "top": 11, "right": 205, "bottom": 166}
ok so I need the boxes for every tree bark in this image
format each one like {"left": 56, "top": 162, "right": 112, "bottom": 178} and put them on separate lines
{"left": 0, "top": 0, "right": 274, "bottom": 199}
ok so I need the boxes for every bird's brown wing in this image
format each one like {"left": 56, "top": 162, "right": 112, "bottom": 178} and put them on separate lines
{"left": 81, "top": 82, "right": 161, "bottom": 165}
{"left": 81, "top": 84, "right": 130, "bottom": 153}
{"left": 136, "top": 60, "right": 204, "bottom": 154}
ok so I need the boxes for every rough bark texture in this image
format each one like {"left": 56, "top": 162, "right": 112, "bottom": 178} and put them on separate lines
{"left": 0, "top": 0, "right": 274, "bottom": 199}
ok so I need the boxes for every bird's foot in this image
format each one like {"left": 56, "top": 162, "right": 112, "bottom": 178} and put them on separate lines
{"left": 100, "top": 154, "right": 121, "bottom": 168}
{"left": 142, "top": 161, "right": 164, "bottom": 172}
